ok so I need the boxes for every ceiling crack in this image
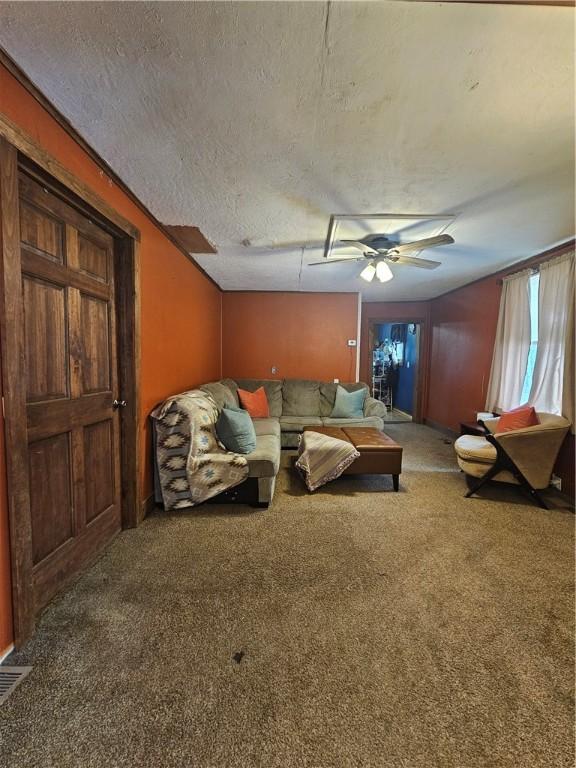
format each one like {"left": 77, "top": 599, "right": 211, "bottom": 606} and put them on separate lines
{"left": 298, "top": 245, "right": 305, "bottom": 291}
{"left": 320, "top": 0, "right": 331, "bottom": 90}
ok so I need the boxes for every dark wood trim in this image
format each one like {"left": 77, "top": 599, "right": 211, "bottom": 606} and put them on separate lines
{"left": 0, "top": 138, "right": 35, "bottom": 645}
{"left": 0, "top": 111, "right": 139, "bottom": 241}
{"left": 115, "top": 237, "right": 142, "bottom": 528}
{"left": 362, "top": 298, "right": 431, "bottom": 305}
{"left": 18, "top": 167, "right": 117, "bottom": 244}
{"left": 141, "top": 494, "right": 157, "bottom": 520}
{"left": 222, "top": 290, "right": 360, "bottom": 295}
{"left": 0, "top": 48, "right": 221, "bottom": 287}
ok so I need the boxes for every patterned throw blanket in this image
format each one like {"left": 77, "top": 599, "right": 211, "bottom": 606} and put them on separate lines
{"left": 296, "top": 430, "right": 360, "bottom": 491}
{"left": 151, "top": 390, "right": 249, "bottom": 510}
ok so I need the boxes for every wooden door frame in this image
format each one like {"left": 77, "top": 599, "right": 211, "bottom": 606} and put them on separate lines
{"left": 0, "top": 131, "right": 141, "bottom": 647}
{"left": 367, "top": 317, "right": 429, "bottom": 422}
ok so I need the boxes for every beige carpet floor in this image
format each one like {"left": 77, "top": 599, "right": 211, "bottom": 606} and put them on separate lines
{"left": 1, "top": 423, "right": 573, "bottom": 768}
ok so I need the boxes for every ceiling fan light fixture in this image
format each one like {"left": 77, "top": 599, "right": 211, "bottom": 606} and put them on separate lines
{"left": 376, "top": 260, "right": 393, "bottom": 282}
{"left": 359, "top": 261, "right": 377, "bottom": 282}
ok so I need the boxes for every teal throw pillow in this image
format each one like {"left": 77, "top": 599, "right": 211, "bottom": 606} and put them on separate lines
{"left": 330, "top": 385, "right": 366, "bottom": 419}
{"left": 216, "top": 406, "right": 257, "bottom": 454}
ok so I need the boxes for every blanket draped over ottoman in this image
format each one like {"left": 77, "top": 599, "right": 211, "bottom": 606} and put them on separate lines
{"left": 296, "top": 430, "right": 360, "bottom": 491}
{"left": 151, "top": 390, "right": 249, "bottom": 510}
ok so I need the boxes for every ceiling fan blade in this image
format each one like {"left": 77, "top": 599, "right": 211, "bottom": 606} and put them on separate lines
{"left": 308, "top": 257, "right": 365, "bottom": 266}
{"left": 339, "top": 239, "right": 378, "bottom": 253}
{"left": 391, "top": 234, "right": 454, "bottom": 255}
{"left": 392, "top": 255, "right": 441, "bottom": 269}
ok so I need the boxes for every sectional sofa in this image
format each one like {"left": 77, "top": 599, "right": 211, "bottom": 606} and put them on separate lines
{"left": 153, "top": 378, "right": 387, "bottom": 508}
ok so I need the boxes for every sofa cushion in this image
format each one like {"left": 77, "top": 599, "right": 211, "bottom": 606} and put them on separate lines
{"left": 238, "top": 386, "right": 270, "bottom": 418}
{"left": 364, "top": 396, "right": 387, "bottom": 419}
{"left": 235, "top": 379, "right": 283, "bottom": 417}
{"left": 282, "top": 379, "right": 321, "bottom": 416}
{"left": 280, "top": 416, "right": 323, "bottom": 432}
{"left": 220, "top": 379, "right": 240, "bottom": 406}
{"left": 245, "top": 434, "right": 281, "bottom": 478}
{"left": 281, "top": 432, "right": 301, "bottom": 449}
{"left": 320, "top": 382, "right": 368, "bottom": 416}
{"left": 200, "top": 380, "right": 238, "bottom": 410}
{"left": 331, "top": 385, "right": 367, "bottom": 418}
{"left": 322, "top": 416, "right": 384, "bottom": 430}
{"left": 456, "top": 455, "right": 513, "bottom": 483}
{"left": 454, "top": 435, "right": 497, "bottom": 464}
{"left": 252, "top": 417, "right": 281, "bottom": 437}
{"left": 216, "top": 407, "right": 257, "bottom": 454}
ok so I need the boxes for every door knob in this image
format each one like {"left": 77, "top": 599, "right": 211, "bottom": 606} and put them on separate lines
{"left": 113, "top": 399, "right": 128, "bottom": 409}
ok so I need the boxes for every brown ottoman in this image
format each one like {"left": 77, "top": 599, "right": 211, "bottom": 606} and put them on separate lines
{"left": 302, "top": 426, "right": 403, "bottom": 491}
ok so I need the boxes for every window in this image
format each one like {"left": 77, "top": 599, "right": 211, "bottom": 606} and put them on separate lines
{"left": 487, "top": 254, "right": 574, "bottom": 417}
{"left": 520, "top": 272, "right": 539, "bottom": 403}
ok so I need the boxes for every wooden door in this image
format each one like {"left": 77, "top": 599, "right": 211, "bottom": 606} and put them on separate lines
{"left": 18, "top": 170, "right": 122, "bottom": 612}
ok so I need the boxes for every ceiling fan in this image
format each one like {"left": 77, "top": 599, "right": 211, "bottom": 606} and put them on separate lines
{"left": 308, "top": 233, "right": 454, "bottom": 282}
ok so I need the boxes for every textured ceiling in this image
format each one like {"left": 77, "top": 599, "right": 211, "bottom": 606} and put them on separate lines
{"left": 0, "top": 1, "right": 573, "bottom": 299}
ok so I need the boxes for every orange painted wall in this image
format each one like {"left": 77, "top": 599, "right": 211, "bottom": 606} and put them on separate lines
{"left": 0, "top": 64, "right": 222, "bottom": 654}
{"left": 222, "top": 292, "right": 359, "bottom": 382}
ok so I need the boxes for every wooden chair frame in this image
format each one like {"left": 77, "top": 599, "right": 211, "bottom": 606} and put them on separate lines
{"left": 464, "top": 424, "right": 548, "bottom": 509}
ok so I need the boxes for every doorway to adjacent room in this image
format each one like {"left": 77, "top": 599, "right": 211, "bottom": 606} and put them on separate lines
{"left": 371, "top": 322, "right": 421, "bottom": 422}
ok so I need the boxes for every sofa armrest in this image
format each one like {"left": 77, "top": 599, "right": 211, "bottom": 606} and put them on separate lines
{"left": 151, "top": 399, "right": 194, "bottom": 510}
{"left": 364, "top": 396, "right": 387, "bottom": 418}
{"left": 494, "top": 425, "right": 570, "bottom": 489}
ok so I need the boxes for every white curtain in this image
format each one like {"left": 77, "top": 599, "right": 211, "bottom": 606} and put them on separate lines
{"left": 529, "top": 252, "right": 575, "bottom": 425}
{"left": 485, "top": 269, "right": 531, "bottom": 413}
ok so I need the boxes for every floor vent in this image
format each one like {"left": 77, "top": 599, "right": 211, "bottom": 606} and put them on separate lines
{"left": 0, "top": 666, "right": 32, "bottom": 705}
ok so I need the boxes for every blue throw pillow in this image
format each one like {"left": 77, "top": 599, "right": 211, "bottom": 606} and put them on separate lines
{"left": 330, "top": 385, "right": 366, "bottom": 419}
{"left": 216, "top": 406, "right": 257, "bottom": 454}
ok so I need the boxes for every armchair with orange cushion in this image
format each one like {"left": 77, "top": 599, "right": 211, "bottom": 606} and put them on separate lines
{"left": 454, "top": 408, "right": 571, "bottom": 508}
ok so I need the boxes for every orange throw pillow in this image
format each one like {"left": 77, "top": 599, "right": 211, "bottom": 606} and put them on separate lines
{"left": 497, "top": 405, "right": 539, "bottom": 433}
{"left": 237, "top": 386, "right": 270, "bottom": 418}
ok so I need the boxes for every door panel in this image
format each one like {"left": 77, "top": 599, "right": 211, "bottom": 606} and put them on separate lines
{"left": 29, "top": 434, "right": 74, "bottom": 564}
{"left": 19, "top": 171, "right": 121, "bottom": 611}
{"left": 19, "top": 200, "right": 64, "bottom": 263}
{"left": 22, "top": 276, "right": 68, "bottom": 401}
{"left": 84, "top": 421, "right": 115, "bottom": 523}
{"left": 80, "top": 294, "right": 110, "bottom": 394}
{"left": 78, "top": 234, "right": 109, "bottom": 283}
